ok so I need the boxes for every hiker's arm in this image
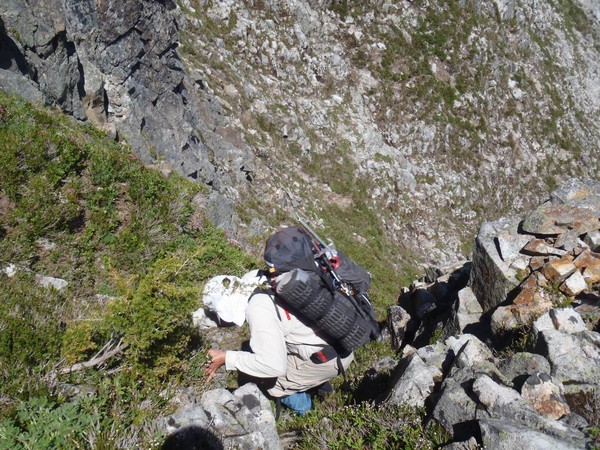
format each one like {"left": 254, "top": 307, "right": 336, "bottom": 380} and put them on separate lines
{"left": 225, "top": 295, "right": 287, "bottom": 378}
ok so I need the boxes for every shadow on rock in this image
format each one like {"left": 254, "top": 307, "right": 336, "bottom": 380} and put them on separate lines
{"left": 161, "top": 425, "right": 224, "bottom": 450}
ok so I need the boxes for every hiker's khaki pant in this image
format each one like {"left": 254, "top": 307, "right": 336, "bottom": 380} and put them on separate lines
{"left": 267, "top": 352, "right": 354, "bottom": 397}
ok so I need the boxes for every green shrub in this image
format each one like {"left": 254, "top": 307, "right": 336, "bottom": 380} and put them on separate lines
{"left": 0, "top": 273, "right": 65, "bottom": 368}
{"left": 0, "top": 396, "right": 96, "bottom": 449}
{"left": 10, "top": 173, "right": 82, "bottom": 238}
{"left": 108, "top": 254, "right": 201, "bottom": 378}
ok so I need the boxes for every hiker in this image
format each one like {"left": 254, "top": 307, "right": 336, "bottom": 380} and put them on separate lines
{"left": 203, "top": 227, "right": 372, "bottom": 414}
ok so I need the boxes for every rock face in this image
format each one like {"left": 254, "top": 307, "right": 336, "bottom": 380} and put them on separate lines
{"left": 470, "top": 217, "right": 521, "bottom": 313}
{"left": 0, "top": 0, "right": 253, "bottom": 192}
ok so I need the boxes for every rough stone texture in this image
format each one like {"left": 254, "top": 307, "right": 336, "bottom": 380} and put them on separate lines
{"left": 574, "top": 250, "right": 600, "bottom": 284}
{"left": 372, "top": 356, "right": 398, "bottom": 373}
{"left": 445, "top": 334, "right": 495, "bottom": 366}
{"left": 499, "top": 352, "right": 552, "bottom": 386}
{"left": 523, "top": 238, "right": 568, "bottom": 257}
{"left": 543, "top": 257, "right": 577, "bottom": 283}
{"left": 470, "top": 218, "right": 521, "bottom": 313}
{"left": 387, "top": 353, "right": 441, "bottom": 408}
{"left": 2, "top": 0, "right": 600, "bottom": 263}
{"left": 432, "top": 380, "right": 478, "bottom": 438}
{"left": 521, "top": 373, "right": 570, "bottom": 420}
{"left": 530, "top": 256, "right": 547, "bottom": 271}
{"left": 491, "top": 286, "right": 553, "bottom": 334}
{"left": 584, "top": 230, "right": 600, "bottom": 252}
{"left": 0, "top": 0, "right": 254, "bottom": 205}
{"left": 0, "top": 69, "right": 44, "bottom": 103}
{"left": 446, "top": 287, "right": 483, "bottom": 335}
{"left": 490, "top": 306, "right": 520, "bottom": 334}
{"left": 555, "top": 231, "right": 587, "bottom": 252}
{"left": 497, "top": 232, "right": 532, "bottom": 263}
{"left": 472, "top": 375, "right": 585, "bottom": 443}
{"left": 509, "top": 256, "right": 529, "bottom": 271}
{"left": 387, "top": 305, "right": 411, "bottom": 350}
{"left": 560, "top": 271, "right": 588, "bottom": 296}
{"left": 441, "top": 437, "right": 479, "bottom": 450}
{"left": 550, "top": 179, "right": 600, "bottom": 217}
{"left": 416, "top": 341, "right": 450, "bottom": 374}
{"left": 158, "top": 384, "right": 280, "bottom": 450}
{"left": 479, "top": 419, "right": 585, "bottom": 450}
{"left": 522, "top": 203, "right": 600, "bottom": 236}
{"left": 232, "top": 383, "right": 280, "bottom": 448}
{"left": 533, "top": 308, "right": 588, "bottom": 335}
{"left": 535, "top": 330, "right": 600, "bottom": 385}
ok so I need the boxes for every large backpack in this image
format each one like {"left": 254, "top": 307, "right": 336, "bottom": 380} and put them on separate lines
{"left": 263, "top": 226, "right": 380, "bottom": 353}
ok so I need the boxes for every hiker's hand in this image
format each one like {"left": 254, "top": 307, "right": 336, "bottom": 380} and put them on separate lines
{"left": 205, "top": 349, "right": 226, "bottom": 382}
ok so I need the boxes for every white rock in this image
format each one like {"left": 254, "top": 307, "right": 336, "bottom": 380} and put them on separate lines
{"left": 583, "top": 230, "right": 600, "bottom": 252}
{"left": 560, "top": 271, "right": 588, "bottom": 296}
{"left": 497, "top": 232, "right": 531, "bottom": 263}
{"left": 509, "top": 257, "right": 529, "bottom": 271}
{"left": 192, "top": 308, "right": 219, "bottom": 329}
{"left": 2, "top": 264, "right": 18, "bottom": 277}
{"left": 387, "top": 354, "right": 441, "bottom": 407}
{"left": 533, "top": 308, "right": 587, "bottom": 334}
{"left": 36, "top": 275, "right": 68, "bottom": 290}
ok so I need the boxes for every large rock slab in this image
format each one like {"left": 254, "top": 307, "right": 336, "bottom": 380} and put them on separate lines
{"left": 523, "top": 238, "right": 567, "bottom": 257}
{"left": 496, "top": 232, "right": 532, "bottom": 263}
{"left": 479, "top": 418, "right": 586, "bottom": 450}
{"left": 416, "top": 341, "right": 450, "bottom": 374}
{"left": 522, "top": 203, "right": 600, "bottom": 236}
{"left": 387, "top": 353, "right": 442, "bottom": 408}
{"left": 445, "top": 334, "right": 495, "bottom": 366}
{"left": 583, "top": 230, "right": 600, "bottom": 252}
{"left": 574, "top": 250, "right": 600, "bottom": 284}
{"left": 560, "top": 271, "right": 588, "bottom": 296}
{"left": 521, "top": 373, "right": 570, "bottom": 420}
{"left": 473, "top": 375, "right": 585, "bottom": 443}
{"left": 491, "top": 287, "right": 553, "bottom": 334}
{"left": 431, "top": 380, "right": 478, "bottom": 438}
{"left": 444, "top": 335, "right": 508, "bottom": 385}
{"left": 543, "top": 257, "right": 577, "bottom": 283}
{"left": 158, "top": 384, "right": 280, "bottom": 450}
{"left": 470, "top": 217, "right": 521, "bottom": 313}
{"left": 533, "top": 308, "right": 587, "bottom": 335}
{"left": 387, "top": 305, "right": 411, "bottom": 350}
{"left": 498, "top": 352, "right": 552, "bottom": 387}
{"left": 446, "top": 287, "right": 483, "bottom": 336}
{"left": 535, "top": 330, "right": 600, "bottom": 385}
{"left": 549, "top": 179, "right": 600, "bottom": 217}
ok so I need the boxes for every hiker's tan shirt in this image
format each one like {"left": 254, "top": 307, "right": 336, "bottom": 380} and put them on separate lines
{"left": 224, "top": 292, "right": 353, "bottom": 396}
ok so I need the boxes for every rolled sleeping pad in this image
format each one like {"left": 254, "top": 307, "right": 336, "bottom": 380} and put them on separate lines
{"left": 275, "top": 269, "right": 372, "bottom": 353}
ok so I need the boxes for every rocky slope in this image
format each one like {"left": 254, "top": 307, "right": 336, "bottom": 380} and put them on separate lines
{"left": 160, "top": 179, "right": 600, "bottom": 449}
{"left": 1, "top": 0, "right": 599, "bottom": 270}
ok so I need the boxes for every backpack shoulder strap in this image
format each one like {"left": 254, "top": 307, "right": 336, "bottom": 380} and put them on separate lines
{"left": 249, "top": 285, "right": 285, "bottom": 321}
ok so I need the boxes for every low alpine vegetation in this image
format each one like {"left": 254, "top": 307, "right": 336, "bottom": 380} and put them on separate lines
{"left": 0, "top": 92, "right": 255, "bottom": 447}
